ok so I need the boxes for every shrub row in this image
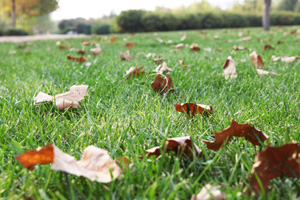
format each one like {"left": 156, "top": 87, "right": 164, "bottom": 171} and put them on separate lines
{"left": 0, "top": 29, "right": 29, "bottom": 36}
{"left": 117, "top": 10, "right": 300, "bottom": 32}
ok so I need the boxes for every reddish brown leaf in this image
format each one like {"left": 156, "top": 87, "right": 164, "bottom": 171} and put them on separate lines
{"left": 110, "top": 37, "right": 117, "bottom": 42}
{"left": 125, "top": 42, "right": 134, "bottom": 47}
{"left": 250, "top": 143, "right": 300, "bottom": 196}
{"left": 264, "top": 45, "right": 274, "bottom": 50}
{"left": 190, "top": 43, "right": 200, "bottom": 51}
{"left": 144, "top": 136, "right": 202, "bottom": 160}
{"left": 250, "top": 51, "right": 264, "bottom": 69}
{"left": 77, "top": 50, "right": 86, "bottom": 55}
{"left": 277, "top": 41, "right": 283, "bottom": 45}
{"left": 124, "top": 66, "right": 144, "bottom": 79}
{"left": 15, "top": 145, "right": 54, "bottom": 170}
{"left": 151, "top": 73, "right": 174, "bottom": 95}
{"left": 58, "top": 45, "right": 70, "bottom": 50}
{"left": 203, "top": 120, "right": 268, "bottom": 151}
{"left": 174, "top": 103, "right": 213, "bottom": 117}
{"left": 67, "top": 55, "right": 87, "bottom": 63}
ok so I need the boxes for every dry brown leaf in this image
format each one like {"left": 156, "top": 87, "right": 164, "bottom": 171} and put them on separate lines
{"left": 34, "top": 85, "right": 88, "bottom": 110}
{"left": 175, "top": 43, "right": 184, "bottom": 50}
{"left": 264, "top": 45, "right": 274, "bottom": 50}
{"left": 180, "top": 34, "right": 187, "bottom": 41}
{"left": 90, "top": 48, "right": 102, "bottom": 56}
{"left": 178, "top": 60, "right": 189, "bottom": 67}
{"left": 152, "top": 62, "right": 172, "bottom": 74}
{"left": 272, "top": 55, "right": 300, "bottom": 63}
{"left": 110, "top": 37, "right": 117, "bottom": 42}
{"left": 125, "top": 42, "right": 134, "bottom": 47}
{"left": 233, "top": 45, "right": 245, "bottom": 50}
{"left": 16, "top": 145, "right": 122, "bottom": 183}
{"left": 203, "top": 120, "right": 268, "bottom": 151}
{"left": 119, "top": 50, "right": 133, "bottom": 61}
{"left": 191, "top": 184, "right": 225, "bottom": 200}
{"left": 250, "top": 51, "right": 265, "bottom": 69}
{"left": 190, "top": 43, "right": 200, "bottom": 51}
{"left": 67, "top": 55, "right": 87, "bottom": 63}
{"left": 58, "top": 45, "right": 70, "bottom": 50}
{"left": 77, "top": 50, "right": 86, "bottom": 55}
{"left": 144, "top": 136, "right": 202, "bottom": 160}
{"left": 223, "top": 56, "right": 237, "bottom": 80}
{"left": 238, "top": 37, "right": 252, "bottom": 42}
{"left": 174, "top": 103, "right": 213, "bottom": 117}
{"left": 124, "top": 66, "right": 144, "bottom": 79}
{"left": 151, "top": 73, "right": 174, "bottom": 95}
{"left": 250, "top": 143, "right": 300, "bottom": 196}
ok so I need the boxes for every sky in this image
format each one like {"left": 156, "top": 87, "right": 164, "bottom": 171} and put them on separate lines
{"left": 51, "top": 0, "right": 236, "bottom": 21}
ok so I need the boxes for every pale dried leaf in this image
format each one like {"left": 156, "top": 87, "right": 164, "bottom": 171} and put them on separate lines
{"left": 238, "top": 37, "right": 252, "bottom": 42}
{"left": 180, "top": 34, "right": 187, "bottom": 41}
{"left": 152, "top": 62, "right": 172, "bottom": 74}
{"left": 223, "top": 56, "right": 237, "bottom": 79}
{"left": 250, "top": 51, "right": 265, "bottom": 69}
{"left": 256, "top": 69, "right": 277, "bottom": 76}
{"left": 175, "top": 43, "right": 184, "bottom": 50}
{"left": 90, "top": 48, "right": 102, "bottom": 56}
{"left": 191, "top": 184, "right": 225, "bottom": 200}
{"left": 272, "top": 56, "right": 300, "bottom": 63}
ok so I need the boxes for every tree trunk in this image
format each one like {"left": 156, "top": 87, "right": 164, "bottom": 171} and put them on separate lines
{"left": 263, "top": 0, "right": 271, "bottom": 31}
{"left": 11, "top": 0, "right": 16, "bottom": 28}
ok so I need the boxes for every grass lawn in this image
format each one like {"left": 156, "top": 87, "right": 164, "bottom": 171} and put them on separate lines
{"left": 1, "top": 26, "right": 300, "bottom": 199}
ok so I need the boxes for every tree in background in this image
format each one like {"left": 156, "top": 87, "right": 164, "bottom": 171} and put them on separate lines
{"left": 277, "top": 0, "right": 299, "bottom": 11}
{"left": 263, "top": 0, "right": 272, "bottom": 30}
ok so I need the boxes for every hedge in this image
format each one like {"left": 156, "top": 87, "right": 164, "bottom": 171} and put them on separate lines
{"left": 4, "top": 29, "right": 28, "bottom": 36}
{"left": 117, "top": 10, "right": 300, "bottom": 32}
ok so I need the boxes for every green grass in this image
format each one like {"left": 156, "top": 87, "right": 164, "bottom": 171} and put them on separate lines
{"left": 1, "top": 26, "right": 300, "bottom": 199}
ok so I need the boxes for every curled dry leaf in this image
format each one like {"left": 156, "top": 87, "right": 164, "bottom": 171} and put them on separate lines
{"left": 238, "top": 36, "right": 252, "bottom": 42}
{"left": 90, "top": 48, "right": 102, "bottom": 56}
{"left": 180, "top": 34, "right": 187, "bottom": 41}
{"left": 151, "top": 73, "right": 174, "bottom": 95}
{"left": 223, "top": 56, "right": 237, "bottom": 80}
{"left": 203, "top": 120, "right": 268, "bottom": 151}
{"left": 125, "top": 42, "right": 134, "bottom": 47}
{"left": 82, "top": 41, "right": 90, "bottom": 46}
{"left": 110, "top": 37, "right": 117, "bottom": 42}
{"left": 144, "top": 136, "right": 202, "bottom": 160}
{"left": 272, "top": 55, "right": 300, "bottom": 63}
{"left": 153, "top": 57, "right": 164, "bottom": 64}
{"left": 152, "top": 62, "right": 172, "bottom": 74}
{"left": 174, "top": 103, "right": 213, "bottom": 117}
{"left": 178, "top": 60, "right": 189, "bottom": 67}
{"left": 58, "top": 45, "right": 70, "bottom": 50}
{"left": 264, "top": 45, "right": 274, "bottom": 50}
{"left": 233, "top": 45, "right": 245, "bottom": 50}
{"left": 119, "top": 50, "right": 133, "bottom": 61}
{"left": 250, "top": 143, "right": 300, "bottom": 196}
{"left": 16, "top": 145, "right": 122, "bottom": 183}
{"left": 190, "top": 43, "right": 200, "bottom": 51}
{"left": 34, "top": 85, "right": 88, "bottom": 110}
{"left": 67, "top": 55, "right": 87, "bottom": 63}
{"left": 191, "top": 184, "right": 225, "bottom": 200}
{"left": 77, "top": 50, "right": 86, "bottom": 55}
{"left": 256, "top": 69, "right": 277, "bottom": 76}
{"left": 175, "top": 43, "right": 184, "bottom": 50}
{"left": 250, "top": 51, "right": 264, "bottom": 69}
{"left": 124, "top": 66, "right": 144, "bottom": 79}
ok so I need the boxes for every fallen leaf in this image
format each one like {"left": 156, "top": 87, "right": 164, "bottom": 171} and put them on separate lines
{"left": 152, "top": 62, "right": 172, "bottom": 74}
{"left": 119, "top": 50, "right": 133, "bottom": 61}
{"left": 233, "top": 45, "right": 245, "bottom": 50}
{"left": 67, "top": 55, "right": 87, "bottom": 63}
{"left": 124, "top": 66, "right": 144, "bottom": 79}
{"left": 264, "top": 45, "right": 274, "bottom": 50}
{"left": 34, "top": 85, "right": 88, "bottom": 110}
{"left": 203, "top": 120, "right": 268, "bottom": 151}
{"left": 250, "top": 51, "right": 265, "bottom": 69}
{"left": 146, "top": 53, "right": 156, "bottom": 59}
{"left": 238, "top": 37, "right": 252, "bottom": 42}
{"left": 110, "top": 37, "right": 117, "bottom": 42}
{"left": 190, "top": 43, "right": 200, "bottom": 51}
{"left": 256, "top": 69, "right": 277, "bottom": 76}
{"left": 125, "top": 42, "right": 134, "bottom": 47}
{"left": 58, "top": 45, "right": 70, "bottom": 50}
{"left": 174, "top": 103, "right": 213, "bottom": 117}
{"left": 213, "top": 35, "right": 219, "bottom": 40}
{"left": 144, "top": 136, "right": 202, "bottom": 160}
{"left": 153, "top": 57, "right": 164, "bottom": 64}
{"left": 16, "top": 145, "right": 122, "bottom": 183}
{"left": 223, "top": 56, "right": 237, "bottom": 80}
{"left": 156, "top": 38, "right": 164, "bottom": 43}
{"left": 85, "top": 62, "right": 92, "bottom": 67}
{"left": 283, "top": 30, "right": 297, "bottom": 36}
{"left": 204, "top": 48, "right": 212, "bottom": 52}
{"left": 180, "top": 34, "right": 187, "bottom": 41}
{"left": 77, "top": 50, "right": 86, "bottom": 55}
{"left": 178, "top": 60, "right": 189, "bottom": 67}
{"left": 271, "top": 55, "right": 300, "bottom": 63}
{"left": 250, "top": 143, "right": 300, "bottom": 196}
{"left": 175, "top": 43, "right": 184, "bottom": 50}
{"left": 82, "top": 41, "right": 90, "bottom": 46}
{"left": 277, "top": 41, "right": 283, "bottom": 45}
{"left": 151, "top": 73, "right": 174, "bottom": 95}
{"left": 191, "top": 184, "right": 225, "bottom": 200}
{"left": 17, "top": 45, "right": 26, "bottom": 49}
{"left": 90, "top": 48, "right": 102, "bottom": 56}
